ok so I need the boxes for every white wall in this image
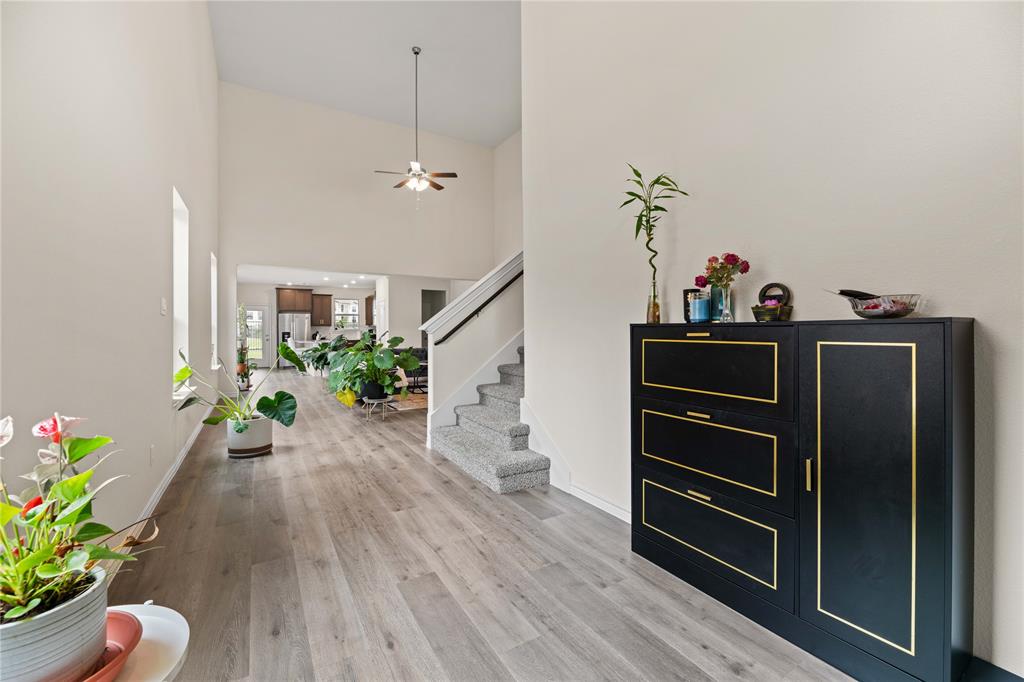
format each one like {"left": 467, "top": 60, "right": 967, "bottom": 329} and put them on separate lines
{"left": 494, "top": 130, "right": 523, "bottom": 263}
{"left": 522, "top": 1, "right": 1022, "bottom": 673}
{"left": 218, "top": 83, "right": 499, "bottom": 371}
{"left": 1, "top": 2, "right": 219, "bottom": 530}
{"left": 377, "top": 274, "right": 457, "bottom": 347}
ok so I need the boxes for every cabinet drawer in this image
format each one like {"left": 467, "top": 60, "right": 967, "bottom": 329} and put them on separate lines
{"left": 634, "top": 467, "right": 794, "bottom": 610}
{"left": 632, "top": 324, "right": 794, "bottom": 420}
{"left": 633, "top": 398, "right": 794, "bottom": 516}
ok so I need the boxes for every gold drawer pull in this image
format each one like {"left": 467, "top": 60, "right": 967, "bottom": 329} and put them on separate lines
{"left": 805, "top": 458, "right": 813, "bottom": 492}
{"left": 686, "top": 332, "right": 711, "bottom": 337}
{"left": 686, "top": 489, "right": 712, "bottom": 502}
{"left": 686, "top": 411, "right": 712, "bottom": 419}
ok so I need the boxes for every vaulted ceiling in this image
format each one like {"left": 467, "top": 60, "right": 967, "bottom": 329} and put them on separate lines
{"left": 208, "top": 1, "right": 521, "bottom": 147}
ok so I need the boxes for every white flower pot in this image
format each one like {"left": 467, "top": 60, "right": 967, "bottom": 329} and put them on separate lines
{"left": 226, "top": 416, "right": 273, "bottom": 458}
{"left": 0, "top": 567, "right": 108, "bottom": 682}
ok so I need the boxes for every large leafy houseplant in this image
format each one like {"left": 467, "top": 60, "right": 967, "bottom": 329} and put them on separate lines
{"left": 0, "top": 415, "right": 154, "bottom": 622}
{"left": 175, "top": 342, "right": 306, "bottom": 432}
{"left": 329, "top": 332, "right": 420, "bottom": 407}
{"left": 619, "top": 164, "right": 688, "bottom": 323}
{"left": 301, "top": 336, "right": 348, "bottom": 376}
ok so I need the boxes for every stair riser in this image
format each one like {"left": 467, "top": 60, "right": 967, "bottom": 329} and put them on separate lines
{"left": 479, "top": 392, "right": 520, "bottom": 417}
{"left": 457, "top": 415, "right": 529, "bottom": 450}
{"left": 499, "top": 371, "right": 525, "bottom": 387}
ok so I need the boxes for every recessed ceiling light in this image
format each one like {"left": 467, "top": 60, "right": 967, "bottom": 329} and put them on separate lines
{"left": 286, "top": 282, "right": 293, "bottom": 286}
{"left": 350, "top": 280, "right": 356, "bottom": 284}
{"left": 359, "top": 275, "right": 366, "bottom": 279}
{"left": 343, "top": 284, "right": 349, "bottom": 288}
{"left": 323, "top": 276, "right": 329, "bottom": 281}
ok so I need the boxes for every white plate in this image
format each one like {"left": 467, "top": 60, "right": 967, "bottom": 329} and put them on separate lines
{"left": 108, "top": 604, "right": 189, "bottom": 682}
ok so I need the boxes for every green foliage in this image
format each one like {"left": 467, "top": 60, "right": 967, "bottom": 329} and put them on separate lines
{"left": 327, "top": 332, "right": 421, "bottom": 406}
{"left": 0, "top": 420, "right": 147, "bottom": 621}
{"left": 256, "top": 391, "right": 298, "bottom": 427}
{"left": 618, "top": 164, "right": 689, "bottom": 285}
{"left": 176, "top": 341, "right": 304, "bottom": 429}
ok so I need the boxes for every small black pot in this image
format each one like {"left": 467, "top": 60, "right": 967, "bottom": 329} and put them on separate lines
{"left": 359, "top": 382, "right": 387, "bottom": 401}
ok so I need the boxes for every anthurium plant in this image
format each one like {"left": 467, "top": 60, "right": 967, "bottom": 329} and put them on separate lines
{"left": 0, "top": 415, "right": 155, "bottom": 621}
{"left": 328, "top": 332, "right": 420, "bottom": 407}
{"left": 175, "top": 342, "right": 307, "bottom": 433}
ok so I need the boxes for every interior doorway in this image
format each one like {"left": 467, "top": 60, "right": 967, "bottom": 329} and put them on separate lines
{"left": 421, "top": 290, "right": 447, "bottom": 347}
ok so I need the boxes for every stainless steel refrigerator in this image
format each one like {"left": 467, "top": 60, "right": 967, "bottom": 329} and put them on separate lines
{"left": 278, "top": 313, "right": 310, "bottom": 368}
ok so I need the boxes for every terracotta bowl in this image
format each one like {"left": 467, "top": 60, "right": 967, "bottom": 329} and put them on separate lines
{"left": 82, "top": 611, "right": 143, "bottom": 682}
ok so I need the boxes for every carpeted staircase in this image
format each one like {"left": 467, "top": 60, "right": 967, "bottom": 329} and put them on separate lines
{"left": 430, "top": 346, "right": 550, "bottom": 493}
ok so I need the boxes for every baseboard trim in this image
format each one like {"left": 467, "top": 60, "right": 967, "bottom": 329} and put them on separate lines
{"left": 554, "top": 481, "right": 631, "bottom": 524}
{"left": 140, "top": 406, "right": 211, "bottom": 520}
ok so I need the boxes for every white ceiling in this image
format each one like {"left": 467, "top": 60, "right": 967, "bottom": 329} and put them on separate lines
{"left": 208, "top": 1, "right": 521, "bottom": 147}
{"left": 236, "top": 264, "right": 379, "bottom": 289}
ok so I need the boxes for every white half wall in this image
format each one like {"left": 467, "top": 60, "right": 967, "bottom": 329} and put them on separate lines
{"left": 522, "top": 1, "right": 1022, "bottom": 672}
{"left": 1, "top": 1, "right": 220, "bottom": 531}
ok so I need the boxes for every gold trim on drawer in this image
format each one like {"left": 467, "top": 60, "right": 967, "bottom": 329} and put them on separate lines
{"left": 816, "top": 341, "right": 917, "bottom": 656}
{"left": 641, "top": 338, "right": 779, "bottom": 404}
{"left": 641, "top": 409, "right": 777, "bottom": 497}
{"left": 642, "top": 478, "right": 778, "bottom": 590}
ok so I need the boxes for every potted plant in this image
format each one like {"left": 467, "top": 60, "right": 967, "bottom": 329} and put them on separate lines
{"left": 0, "top": 415, "right": 156, "bottom": 682}
{"left": 694, "top": 252, "right": 750, "bottom": 323}
{"left": 236, "top": 305, "right": 252, "bottom": 390}
{"left": 175, "top": 342, "right": 307, "bottom": 458}
{"left": 329, "top": 332, "right": 420, "bottom": 408}
{"left": 618, "top": 164, "right": 689, "bottom": 323}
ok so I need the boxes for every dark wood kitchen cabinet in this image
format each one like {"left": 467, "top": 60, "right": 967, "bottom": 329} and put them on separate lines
{"left": 631, "top": 319, "right": 974, "bottom": 682}
{"left": 312, "top": 294, "right": 333, "bottom": 326}
{"left": 276, "top": 287, "right": 312, "bottom": 313}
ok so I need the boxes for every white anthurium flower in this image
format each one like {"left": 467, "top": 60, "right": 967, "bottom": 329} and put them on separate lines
{"left": 37, "top": 445, "right": 60, "bottom": 464}
{"left": 0, "top": 416, "right": 12, "bottom": 448}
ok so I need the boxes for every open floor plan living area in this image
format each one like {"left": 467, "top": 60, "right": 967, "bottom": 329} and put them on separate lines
{"left": 1, "top": 1, "right": 1021, "bottom": 681}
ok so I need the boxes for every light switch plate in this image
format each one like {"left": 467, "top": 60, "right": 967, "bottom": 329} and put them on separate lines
{"left": 161, "top": 297, "right": 168, "bottom": 316}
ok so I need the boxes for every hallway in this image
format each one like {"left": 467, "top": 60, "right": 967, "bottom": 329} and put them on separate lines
{"left": 110, "top": 371, "right": 849, "bottom": 681}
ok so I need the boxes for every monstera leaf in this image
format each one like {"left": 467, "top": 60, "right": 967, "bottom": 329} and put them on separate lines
{"left": 257, "top": 391, "right": 298, "bottom": 427}
{"left": 277, "top": 342, "right": 307, "bottom": 373}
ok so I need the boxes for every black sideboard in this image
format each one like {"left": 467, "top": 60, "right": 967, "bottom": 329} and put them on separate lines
{"left": 630, "top": 318, "right": 974, "bottom": 682}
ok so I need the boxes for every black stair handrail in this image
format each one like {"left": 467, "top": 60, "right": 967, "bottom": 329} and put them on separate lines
{"left": 434, "top": 270, "right": 523, "bottom": 346}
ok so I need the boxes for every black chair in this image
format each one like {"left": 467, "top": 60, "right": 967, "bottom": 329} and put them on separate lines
{"left": 405, "top": 348, "right": 428, "bottom": 393}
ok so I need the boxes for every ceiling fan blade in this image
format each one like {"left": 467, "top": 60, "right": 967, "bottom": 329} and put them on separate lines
{"left": 394, "top": 179, "right": 411, "bottom": 189}
{"left": 427, "top": 179, "right": 445, "bottom": 191}
{"left": 375, "top": 170, "right": 407, "bottom": 175}
{"left": 427, "top": 172, "right": 458, "bottom": 178}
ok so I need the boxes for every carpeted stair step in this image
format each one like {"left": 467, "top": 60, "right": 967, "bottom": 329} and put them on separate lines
{"left": 431, "top": 425, "right": 549, "bottom": 493}
{"left": 455, "top": 404, "right": 530, "bottom": 450}
{"left": 497, "top": 362, "right": 525, "bottom": 387}
{"left": 477, "top": 382, "right": 523, "bottom": 417}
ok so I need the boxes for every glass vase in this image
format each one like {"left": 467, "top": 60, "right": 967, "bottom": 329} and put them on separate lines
{"left": 711, "top": 285, "right": 734, "bottom": 322}
{"left": 720, "top": 285, "right": 735, "bottom": 323}
{"left": 646, "top": 281, "right": 661, "bottom": 324}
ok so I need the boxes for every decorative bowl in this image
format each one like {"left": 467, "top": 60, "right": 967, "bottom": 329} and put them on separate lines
{"left": 847, "top": 294, "right": 920, "bottom": 319}
{"left": 751, "top": 305, "right": 782, "bottom": 322}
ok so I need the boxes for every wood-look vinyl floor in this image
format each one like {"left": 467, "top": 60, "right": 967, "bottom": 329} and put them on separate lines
{"left": 110, "top": 371, "right": 851, "bottom": 682}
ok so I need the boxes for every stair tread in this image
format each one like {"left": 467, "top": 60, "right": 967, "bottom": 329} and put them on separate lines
{"left": 477, "top": 382, "right": 524, "bottom": 402}
{"left": 432, "top": 425, "right": 549, "bottom": 477}
{"left": 455, "top": 404, "right": 530, "bottom": 436}
{"left": 497, "top": 363, "right": 525, "bottom": 377}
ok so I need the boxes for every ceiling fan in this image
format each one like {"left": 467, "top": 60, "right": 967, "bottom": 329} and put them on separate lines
{"left": 375, "top": 46, "right": 458, "bottom": 192}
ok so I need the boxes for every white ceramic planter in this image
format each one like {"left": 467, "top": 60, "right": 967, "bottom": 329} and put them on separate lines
{"left": 0, "top": 567, "right": 107, "bottom": 682}
{"left": 226, "top": 416, "right": 273, "bottom": 458}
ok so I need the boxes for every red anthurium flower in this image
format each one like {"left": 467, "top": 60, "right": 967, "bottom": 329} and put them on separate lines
{"left": 20, "top": 496, "right": 43, "bottom": 519}
{"left": 32, "top": 414, "right": 84, "bottom": 443}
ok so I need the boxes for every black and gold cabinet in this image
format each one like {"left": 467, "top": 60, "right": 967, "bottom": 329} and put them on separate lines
{"left": 631, "top": 320, "right": 974, "bottom": 682}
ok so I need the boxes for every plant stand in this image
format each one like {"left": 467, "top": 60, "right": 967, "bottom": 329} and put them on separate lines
{"left": 361, "top": 397, "right": 396, "bottom": 422}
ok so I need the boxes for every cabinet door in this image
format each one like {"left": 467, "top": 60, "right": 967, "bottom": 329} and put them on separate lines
{"left": 798, "top": 322, "right": 945, "bottom": 681}
{"left": 295, "top": 289, "right": 313, "bottom": 313}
